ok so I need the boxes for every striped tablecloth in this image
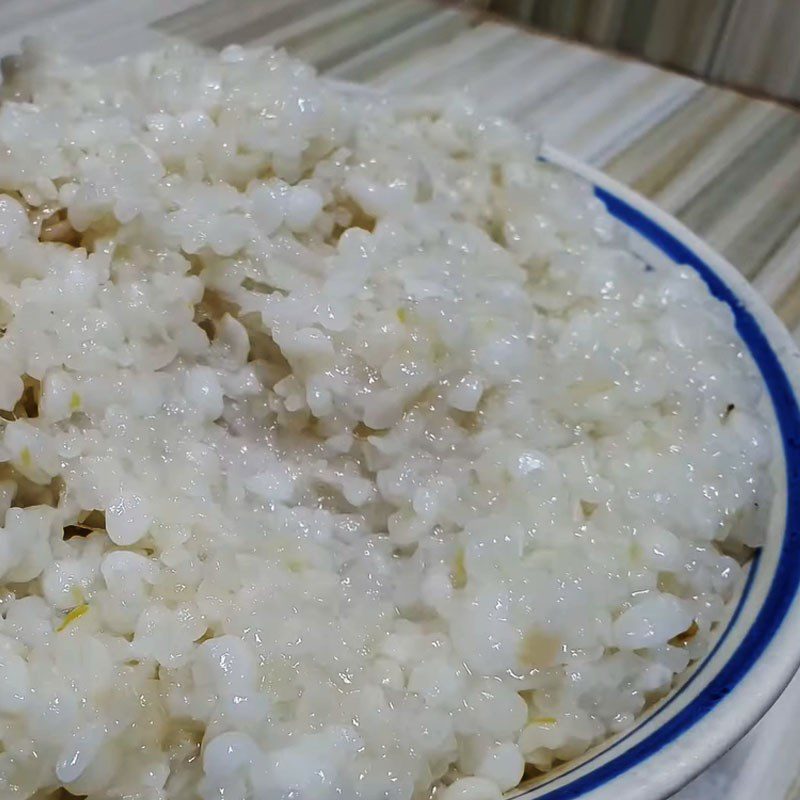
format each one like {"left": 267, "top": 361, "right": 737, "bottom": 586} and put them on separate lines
{"left": 0, "top": 1, "right": 798, "bottom": 798}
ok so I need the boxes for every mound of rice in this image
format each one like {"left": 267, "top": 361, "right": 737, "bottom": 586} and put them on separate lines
{"left": 0, "top": 40, "right": 772, "bottom": 800}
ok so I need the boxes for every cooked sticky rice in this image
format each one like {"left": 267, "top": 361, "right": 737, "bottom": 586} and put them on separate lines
{"left": 0, "top": 40, "right": 772, "bottom": 800}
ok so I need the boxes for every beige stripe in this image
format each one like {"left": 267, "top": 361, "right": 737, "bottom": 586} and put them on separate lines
{"left": 371, "top": 21, "right": 517, "bottom": 90}
{"left": 175, "top": 0, "right": 392, "bottom": 50}
{"left": 675, "top": 113, "right": 800, "bottom": 240}
{"left": 588, "top": 78, "right": 700, "bottom": 167}
{"left": 753, "top": 225, "right": 800, "bottom": 306}
{"left": 723, "top": 168, "right": 800, "bottom": 280}
{"left": 651, "top": 102, "right": 779, "bottom": 214}
{"left": 522, "top": 58, "right": 626, "bottom": 131}
{"left": 775, "top": 267, "right": 800, "bottom": 329}
{"left": 554, "top": 67, "right": 689, "bottom": 160}
{"left": 544, "top": 62, "right": 661, "bottom": 145}
{"left": 326, "top": 8, "right": 471, "bottom": 82}
{"left": 414, "top": 27, "right": 563, "bottom": 97}
{"left": 154, "top": 0, "right": 296, "bottom": 43}
{"left": 441, "top": 34, "right": 563, "bottom": 105}
{"left": 483, "top": 39, "right": 600, "bottom": 119}
{"left": 702, "top": 136, "right": 800, "bottom": 258}
{"left": 606, "top": 89, "right": 742, "bottom": 194}
{"left": 276, "top": 0, "right": 438, "bottom": 70}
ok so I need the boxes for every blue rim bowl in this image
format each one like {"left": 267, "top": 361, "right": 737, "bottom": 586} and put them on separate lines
{"left": 328, "top": 80, "right": 800, "bottom": 800}
{"left": 506, "top": 145, "right": 800, "bottom": 799}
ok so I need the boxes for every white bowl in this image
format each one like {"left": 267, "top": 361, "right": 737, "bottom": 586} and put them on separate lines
{"left": 331, "top": 80, "right": 800, "bottom": 800}
{"left": 507, "top": 145, "right": 800, "bottom": 799}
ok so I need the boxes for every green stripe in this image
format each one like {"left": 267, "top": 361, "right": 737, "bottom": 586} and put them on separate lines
{"left": 677, "top": 112, "right": 800, "bottom": 236}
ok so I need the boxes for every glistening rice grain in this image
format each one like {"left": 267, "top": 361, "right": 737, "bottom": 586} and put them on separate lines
{"left": 0, "top": 40, "right": 772, "bottom": 800}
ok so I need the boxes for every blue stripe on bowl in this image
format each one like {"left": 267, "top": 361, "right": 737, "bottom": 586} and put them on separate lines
{"left": 516, "top": 185, "right": 800, "bottom": 799}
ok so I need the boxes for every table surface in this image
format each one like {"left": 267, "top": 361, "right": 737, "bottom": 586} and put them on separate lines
{"left": 1, "top": 1, "right": 799, "bottom": 798}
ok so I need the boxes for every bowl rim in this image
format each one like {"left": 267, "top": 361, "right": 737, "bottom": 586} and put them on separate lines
{"left": 329, "top": 78, "right": 800, "bottom": 799}
{"left": 506, "top": 144, "right": 800, "bottom": 799}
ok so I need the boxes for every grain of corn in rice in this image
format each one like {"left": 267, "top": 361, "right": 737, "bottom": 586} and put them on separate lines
{"left": 0, "top": 36, "right": 772, "bottom": 800}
